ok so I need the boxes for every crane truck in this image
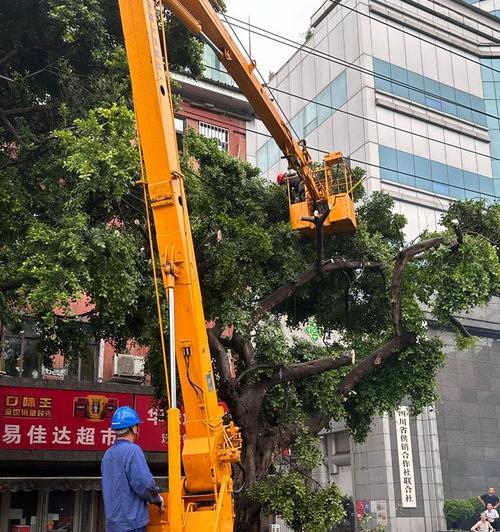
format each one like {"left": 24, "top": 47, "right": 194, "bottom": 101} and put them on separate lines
{"left": 117, "top": 0, "right": 357, "bottom": 530}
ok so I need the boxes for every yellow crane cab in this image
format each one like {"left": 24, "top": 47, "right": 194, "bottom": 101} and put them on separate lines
{"left": 287, "top": 152, "right": 357, "bottom": 237}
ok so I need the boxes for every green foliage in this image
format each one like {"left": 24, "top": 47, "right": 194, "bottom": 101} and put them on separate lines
{"left": 2, "top": 4, "right": 500, "bottom": 528}
{"left": 444, "top": 498, "right": 483, "bottom": 529}
{"left": 0, "top": 0, "right": 209, "bottom": 360}
{"left": 294, "top": 427, "right": 322, "bottom": 470}
{"left": 344, "top": 337, "right": 446, "bottom": 441}
{"left": 249, "top": 471, "right": 345, "bottom": 532}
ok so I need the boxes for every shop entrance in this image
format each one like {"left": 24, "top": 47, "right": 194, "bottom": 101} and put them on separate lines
{"left": 0, "top": 489, "right": 103, "bottom": 532}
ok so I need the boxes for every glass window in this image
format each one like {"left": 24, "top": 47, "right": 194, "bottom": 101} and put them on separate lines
{"left": 490, "top": 130, "right": 500, "bottom": 158}
{"left": 448, "top": 167, "right": 464, "bottom": 187}
{"left": 317, "top": 85, "right": 333, "bottom": 123}
{"left": 440, "top": 85, "right": 458, "bottom": 117}
{"left": 199, "top": 122, "right": 229, "bottom": 152}
{"left": 470, "top": 95, "right": 484, "bottom": 112}
{"left": 485, "top": 99, "right": 498, "bottom": 117}
{"left": 4, "top": 333, "right": 41, "bottom": 379}
{"left": 256, "top": 142, "right": 269, "bottom": 171}
{"left": 416, "top": 177, "right": 434, "bottom": 192}
{"left": 379, "top": 145, "right": 397, "bottom": 169}
{"left": 492, "top": 160, "right": 500, "bottom": 178}
{"left": 391, "top": 64, "right": 409, "bottom": 99}
{"left": 397, "top": 150, "right": 415, "bottom": 175}
{"left": 373, "top": 58, "right": 392, "bottom": 93}
{"left": 424, "top": 78, "right": 441, "bottom": 112}
{"left": 408, "top": 72, "right": 426, "bottom": 106}
{"left": 483, "top": 82, "right": 497, "bottom": 100}
{"left": 303, "top": 102, "right": 318, "bottom": 136}
{"left": 267, "top": 139, "right": 281, "bottom": 169}
{"left": 47, "top": 490, "right": 75, "bottom": 531}
{"left": 381, "top": 168, "right": 400, "bottom": 184}
{"left": 494, "top": 179, "right": 500, "bottom": 196}
{"left": 431, "top": 161, "right": 448, "bottom": 183}
{"left": 291, "top": 114, "right": 304, "bottom": 139}
{"left": 479, "top": 176, "right": 495, "bottom": 196}
{"left": 8, "top": 491, "right": 39, "bottom": 530}
{"left": 332, "top": 71, "right": 347, "bottom": 110}
{"left": 414, "top": 154, "right": 431, "bottom": 179}
{"left": 432, "top": 181, "right": 449, "bottom": 196}
{"left": 463, "top": 171, "right": 480, "bottom": 192}
{"left": 449, "top": 186, "right": 466, "bottom": 199}
{"left": 482, "top": 60, "right": 494, "bottom": 82}
{"left": 455, "top": 90, "right": 473, "bottom": 122}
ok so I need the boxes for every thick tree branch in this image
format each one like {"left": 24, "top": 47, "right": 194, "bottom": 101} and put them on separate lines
{"left": 338, "top": 236, "right": 455, "bottom": 399}
{"left": 0, "top": 108, "right": 21, "bottom": 144}
{"left": 224, "top": 330, "right": 255, "bottom": 368}
{"left": 336, "top": 331, "right": 416, "bottom": 399}
{"left": 196, "top": 230, "right": 222, "bottom": 275}
{"left": 207, "top": 328, "right": 233, "bottom": 385}
{"left": 391, "top": 236, "right": 448, "bottom": 336}
{"left": 450, "top": 315, "right": 472, "bottom": 338}
{"left": 253, "top": 259, "right": 384, "bottom": 324}
{"left": 262, "top": 351, "right": 355, "bottom": 390}
{"left": 3, "top": 105, "right": 53, "bottom": 116}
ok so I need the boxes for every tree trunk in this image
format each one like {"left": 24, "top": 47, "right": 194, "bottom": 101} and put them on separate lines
{"left": 233, "top": 423, "right": 279, "bottom": 532}
{"left": 235, "top": 493, "right": 264, "bottom": 532}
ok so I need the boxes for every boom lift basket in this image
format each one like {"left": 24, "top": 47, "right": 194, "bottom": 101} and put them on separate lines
{"left": 287, "top": 152, "right": 357, "bottom": 237}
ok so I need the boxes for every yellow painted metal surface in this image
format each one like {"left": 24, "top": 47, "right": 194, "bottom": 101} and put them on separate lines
{"left": 118, "top": 1, "right": 239, "bottom": 530}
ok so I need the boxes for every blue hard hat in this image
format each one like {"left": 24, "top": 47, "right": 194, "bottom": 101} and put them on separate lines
{"left": 111, "top": 406, "right": 141, "bottom": 430}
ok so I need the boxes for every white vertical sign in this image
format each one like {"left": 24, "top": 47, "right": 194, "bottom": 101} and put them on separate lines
{"left": 395, "top": 406, "right": 417, "bottom": 508}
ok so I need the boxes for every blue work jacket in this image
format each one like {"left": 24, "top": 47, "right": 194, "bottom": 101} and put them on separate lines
{"left": 101, "top": 439, "right": 162, "bottom": 532}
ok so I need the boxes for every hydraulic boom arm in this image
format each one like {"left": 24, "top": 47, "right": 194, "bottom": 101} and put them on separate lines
{"left": 117, "top": 0, "right": 356, "bottom": 530}
{"left": 164, "top": 0, "right": 321, "bottom": 198}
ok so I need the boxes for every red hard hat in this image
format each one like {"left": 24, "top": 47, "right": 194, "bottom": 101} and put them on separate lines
{"left": 277, "top": 172, "right": 287, "bottom": 185}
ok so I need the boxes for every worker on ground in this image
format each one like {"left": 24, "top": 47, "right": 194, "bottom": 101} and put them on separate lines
{"left": 102, "top": 406, "right": 164, "bottom": 532}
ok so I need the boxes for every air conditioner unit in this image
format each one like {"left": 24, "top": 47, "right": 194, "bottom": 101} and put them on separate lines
{"left": 113, "top": 354, "right": 145, "bottom": 378}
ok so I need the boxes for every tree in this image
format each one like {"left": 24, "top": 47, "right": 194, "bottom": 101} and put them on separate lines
{"left": 0, "top": 0, "right": 210, "bottom": 365}
{"left": 2, "top": 2, "right": 499, "bottom": 531}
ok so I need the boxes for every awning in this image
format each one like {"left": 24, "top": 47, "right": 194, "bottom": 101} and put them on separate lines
{"left": 0, "top": 476, "right": 168, "bottom": 492}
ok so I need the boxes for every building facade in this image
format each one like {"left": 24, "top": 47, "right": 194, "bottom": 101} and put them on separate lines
{"left": 173, "top": 47, "right": 255, "bottom": 160}
{"left": 248, "top": 0, "right": 500, "bottom": 530}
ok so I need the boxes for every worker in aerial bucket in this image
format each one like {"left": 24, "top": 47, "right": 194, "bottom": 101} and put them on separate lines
{"left": 102, "top": 406, "right": 164, "bottom": 532}
{"left": 277, "top": 170, "right": 305, "bottom": 203}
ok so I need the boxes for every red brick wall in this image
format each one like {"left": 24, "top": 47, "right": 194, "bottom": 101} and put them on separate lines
{"left": 178, "top": 101, "right": 247, "bottom": 160}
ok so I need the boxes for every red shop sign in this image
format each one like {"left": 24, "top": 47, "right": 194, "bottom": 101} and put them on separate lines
{"left": 0, "top": 386, "right": 167, "bottom": 453}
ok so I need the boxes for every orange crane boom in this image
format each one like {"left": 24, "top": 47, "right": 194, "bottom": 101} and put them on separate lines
{"left": 117, "top": 0, "right": 356, "bottom": 530}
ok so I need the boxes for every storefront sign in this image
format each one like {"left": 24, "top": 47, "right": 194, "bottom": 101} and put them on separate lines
{"left": 395, "top": 406, "right": 417, "bottom": 507}
{"left": 0, "top": 386, "right": 167, "bottom": 452}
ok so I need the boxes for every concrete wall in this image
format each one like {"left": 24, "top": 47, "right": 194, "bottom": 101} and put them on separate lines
{"left": 435, "top": 330, "right": 500, "bottom": 498}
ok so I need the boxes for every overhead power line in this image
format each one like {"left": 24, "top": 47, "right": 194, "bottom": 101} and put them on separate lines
{"left": 332, "top": 0, "right": 500, "bottom": 75}
{"left": 224, "top": 15, "right": 500, "bottom": 124}
{"left": 201, "top": 62, "right": 500, "bottom": 164}
{"left": 180, "top": 107, "right": 497, "bottom": 200}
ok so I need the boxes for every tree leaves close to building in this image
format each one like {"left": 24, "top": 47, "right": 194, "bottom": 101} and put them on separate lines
{"left": 1, "top": 2, "right": 500, "bottom": 531}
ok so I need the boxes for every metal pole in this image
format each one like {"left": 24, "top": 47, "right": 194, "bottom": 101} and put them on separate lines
{"left": 168, "top": 286, "right": 176, "bottom": 408}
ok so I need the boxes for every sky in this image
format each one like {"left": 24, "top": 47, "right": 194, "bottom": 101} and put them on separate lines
{"left": 225, "top": 0, "right": 326, "bottom": 80}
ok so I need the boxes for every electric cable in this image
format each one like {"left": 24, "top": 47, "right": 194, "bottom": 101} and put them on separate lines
{"left": 178, "top": 108, "right": 497, "bottom": 200}
{"left": 223, "top": 15, "right": 500, "bottom": 123}
{"left": 228, "top": 0, "right": 500, "bottom": 79}
{"left": 331, "top": 0, "right": 500, "bottom": 76}
{"left": 192, "top": 63, "right": 500, "bottom": 164}
{"left": 220, "top": 11, "right": 301, "bottom": 141}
